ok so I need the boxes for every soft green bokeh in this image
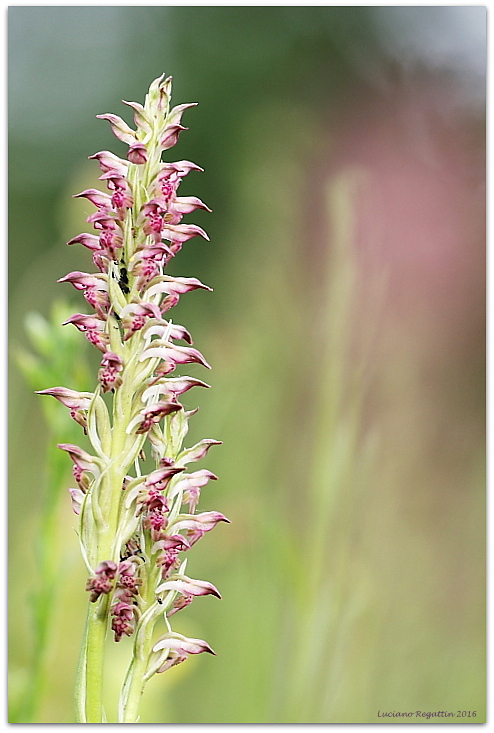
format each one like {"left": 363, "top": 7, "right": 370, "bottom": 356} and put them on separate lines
{"left": 9, "top": 7, "right": 485, "bottom": 724}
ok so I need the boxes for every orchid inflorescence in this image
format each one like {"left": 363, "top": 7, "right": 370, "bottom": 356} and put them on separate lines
{"left": 37, "top": 74, "right": 226, "bottom": 723}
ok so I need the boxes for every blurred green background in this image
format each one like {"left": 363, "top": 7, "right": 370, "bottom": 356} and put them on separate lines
{"left": 8, "top": 7, "right": 485, "bottom": 724}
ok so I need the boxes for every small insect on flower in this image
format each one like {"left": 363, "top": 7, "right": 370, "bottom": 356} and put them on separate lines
{"left": 119, "top": 257, "right": 130, "bottom": 294}
{"left": 120, "top": 537, "right": 145, "bottom": 561}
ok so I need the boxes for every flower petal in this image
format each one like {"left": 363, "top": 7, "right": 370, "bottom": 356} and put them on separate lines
{"left": 156, "top": 575, "right": 221, "bottom": 598}
{"left": 127, "top": 142, "right": 148, "bottom": 165}
{"left": 68, "top": 488, "right": 85, "bottom": 515}
{"left": 121, "top": 100, "right": 153, "bottom": 133}
{"left": 96, "top": 113, "right": 137, "bottom": 145}
{"left": 176, "top": 439, "right": 222, "bottom": 466}
{"left": 152, "top": 631, "right": 215, "bottom": 656}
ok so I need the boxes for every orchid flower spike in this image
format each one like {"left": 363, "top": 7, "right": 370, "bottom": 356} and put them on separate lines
{"left": 37, "top": 74, "right": 225, "bottom": 724}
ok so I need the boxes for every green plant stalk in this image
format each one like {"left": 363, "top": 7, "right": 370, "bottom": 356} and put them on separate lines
{"left": 120, "top": 608, "right": 156, "bottom": 722}
{"left": 121, "top": 636, "right": 154, "bottom": 722}
{"left": 117, "top": 527, "right": 160, "bottom": 722}
{"left": 80, "top": 489, "right": 123, "bottom": 722}
{"left": 83, "top": 596, "right": 109, "bottom": 723}
{"left": 80, "top": 380, "right": 135, "bottom": 722}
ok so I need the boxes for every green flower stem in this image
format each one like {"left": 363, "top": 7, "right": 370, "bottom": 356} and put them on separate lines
{"left": 120, "top": 618, "right": 155, "bottom": 723}
{"left": 81, "top": 367, "right": 135, "bottom": 722}
{"left": 82, "top": 489, "right": 119, "bottom": 723}
{"left": 84, "top": 596, "right": 109, "bottom": 723}
{"left": 120, "top": 548, "right": 160, "bottom": 722}
{"left": 81, "top": 511, "right": 122, "bottom": 721}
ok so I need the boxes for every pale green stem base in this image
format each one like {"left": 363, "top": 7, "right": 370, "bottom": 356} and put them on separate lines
{"left": 84, "top": 598, "right": 110, "bottom": 723}
{"left": 120, "top": 626, "right": 154, "bottom": 724}
{"left": 119, "top": 561, "right": 159, "bottom": 722}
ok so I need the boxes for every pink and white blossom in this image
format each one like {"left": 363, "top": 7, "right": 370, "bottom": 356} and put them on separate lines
{"left": 44, "top": 76, "right": 225, "bottom": 717}
{"left": 152, "top": 632, "right": 215, "bottom": 673}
